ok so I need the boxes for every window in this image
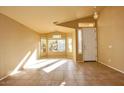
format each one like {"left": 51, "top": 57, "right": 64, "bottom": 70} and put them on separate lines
{"left": 53, "top": 35, "right": 61, "bottom": 38}
{"left": 48, "top": 39, "right": 65, "bottom": 52}
{"left": 78, "top": 22, "right": 95, "bottom": 28}
{"left": 68, "top": 37, "right": 72, "bottom": 52}
{"left": 78, "top": 29, "right": 82, "bottom": 54}
{"left": 41, "top": 38, "right": 46, "bottom": 53}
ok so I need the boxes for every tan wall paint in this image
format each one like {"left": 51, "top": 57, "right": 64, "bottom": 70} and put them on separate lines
{"left": 98, "top": 7, "right": 124, "bottom": 72}
{"left": 72, "top": 30, "right": 76, "bottom": 62}
{"left": 0, "top": 13, "right": 40, "bottom": 78}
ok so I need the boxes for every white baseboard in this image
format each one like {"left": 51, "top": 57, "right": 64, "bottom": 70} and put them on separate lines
{"left": 0, "top": 71, "right": 12, "bottom": 81}
{"left": 98, "top": 61, "right": 124, "bottom": 74}
{"left": 0, "top": 74, "right": 9, "bottom": 81}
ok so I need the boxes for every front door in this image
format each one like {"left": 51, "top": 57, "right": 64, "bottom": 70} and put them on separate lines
{"left": 82, "top": 28, "right": 97, "bottom": 61}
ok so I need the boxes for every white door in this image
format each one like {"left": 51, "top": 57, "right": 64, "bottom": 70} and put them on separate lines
{"left": 82, "top": 28, "right": 97, "bottom": 61}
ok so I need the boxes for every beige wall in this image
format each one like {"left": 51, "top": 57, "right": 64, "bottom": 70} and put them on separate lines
{"left": 72, "top": 30, "right": 76, "bottom": 62}
{"left": 98, "top": 7, "right": 124, "bottom": 72}
{"left": 0, "top": 13, "right": 40, "bottom": 78}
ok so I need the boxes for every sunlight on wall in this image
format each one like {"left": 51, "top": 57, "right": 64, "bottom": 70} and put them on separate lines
{"left": 43, "top": 60, "right": 67, "bottom": 73}
{"left": 23, "top": 49, "right": 38, "bottom": 68}
{"left": 23, "top": 59, "right": 59, "bottom": 69}
{"left": 10, "top": 49, "right": 39, "bottom": 76}
{"left": 10, "top": 51, "right": 31, "bottom": 75}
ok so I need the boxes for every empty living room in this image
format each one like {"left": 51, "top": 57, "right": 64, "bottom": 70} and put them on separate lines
{"left": 0, "top": 6, "right": 124, "bottom": 87}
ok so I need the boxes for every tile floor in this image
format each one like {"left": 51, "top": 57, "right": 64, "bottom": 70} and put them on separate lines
{"left": 0, "top": 59, "right": 124, "bottom": 86}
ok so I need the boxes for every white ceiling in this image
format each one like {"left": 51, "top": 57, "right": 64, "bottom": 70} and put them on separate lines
{"left": 0, "top": 6, "right": 104, "bottom": 33}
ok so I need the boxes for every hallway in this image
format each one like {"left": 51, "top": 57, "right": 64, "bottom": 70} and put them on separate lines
{"left": 0, "top": 59, "right": 124, "bottom": 86}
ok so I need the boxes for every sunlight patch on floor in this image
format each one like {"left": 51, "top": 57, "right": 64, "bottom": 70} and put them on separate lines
{"left": 23, "top": 59, "right": 60, "bottom": 69}
{"left": 43, "top": 59, "right": 67, "bottom": 73}
{"left": 60, "top": 81, "right": 66, "bottom": 86}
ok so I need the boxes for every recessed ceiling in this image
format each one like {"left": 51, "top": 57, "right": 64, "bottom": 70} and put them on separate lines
{"left": 0, "top": 6, "right": 104, "bottom": 33}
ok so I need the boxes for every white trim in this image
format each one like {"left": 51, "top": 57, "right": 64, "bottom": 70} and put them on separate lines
{"left": 98, "top": 61, "right": 124, "bottom": 74}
